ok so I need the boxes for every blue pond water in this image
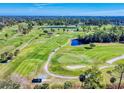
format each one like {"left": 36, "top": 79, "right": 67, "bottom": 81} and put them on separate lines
{"left": 71, "top": 39, "right": 81, "bottom": 46}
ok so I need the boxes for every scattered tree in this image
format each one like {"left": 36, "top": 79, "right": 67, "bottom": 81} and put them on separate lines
{"left": 115, "top": 64, "right": 124, "bottom": 89}
{"left": 5, "top": 33, "right": 8, "bottom": 38}
{"left": 107, "top": 64, "right": 124, "bottom": 89}
{"left": 79, "top": 67, "right": 105, "bottom": 89}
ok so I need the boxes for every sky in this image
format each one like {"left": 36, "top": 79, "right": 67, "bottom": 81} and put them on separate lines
{"left": 0, "top": 3, "right": 124, "bottom": 16}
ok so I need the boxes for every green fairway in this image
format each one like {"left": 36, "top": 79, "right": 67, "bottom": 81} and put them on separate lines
{"left": 0, "top": 27, "right": 72, "bottom": 79}
{"left": 113, "top": 59, "right": 124, "bottom": 64}
{"left": 49, "top": 43, "right": 124, "bottom": 76}
{"left": 1, "top": 24, "right": 123, "bottom": 81}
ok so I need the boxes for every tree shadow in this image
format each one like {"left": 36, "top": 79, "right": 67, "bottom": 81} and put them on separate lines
{"left": 84, "top": 47, "right": 92, "bottom": 49}
{"left": 0, "top": 59, "right": 8, "bottom": 63}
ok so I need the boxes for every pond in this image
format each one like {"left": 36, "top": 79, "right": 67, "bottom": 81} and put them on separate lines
{"left": 71, "top": 39, "right": 81, "bottom": 46}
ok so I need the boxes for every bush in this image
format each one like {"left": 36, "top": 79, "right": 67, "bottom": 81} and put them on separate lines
{"left": 110, "top": 77, "right": 116, "bottom": 84}
{"left": 64, "top": 81, "right": 72, "bottom": 89}
{"left": 34, "top": 83, "right": 49, "bottom": 89}
{"left": 43, "top": 30, "right": 48, "bottom": 33}
{"left": 0, "top": 80, "right": 20, "bottom": 89}
{"left": 89, "top": 43, "right": 96, "bottom": 48}
{"left": 14, "top": 49, "right": 20, "bottom": 56}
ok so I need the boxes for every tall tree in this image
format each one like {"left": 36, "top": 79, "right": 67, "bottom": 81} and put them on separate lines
{"left": 79, "top": 67, "right": 105, "bottom": 89}
{"left": 115, "top": 64, "right": 124, "bottom": 89}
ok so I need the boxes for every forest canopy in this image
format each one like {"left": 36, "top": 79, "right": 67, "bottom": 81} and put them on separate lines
{"left": 78, "top": 29, "right": 124, "bottom": 44}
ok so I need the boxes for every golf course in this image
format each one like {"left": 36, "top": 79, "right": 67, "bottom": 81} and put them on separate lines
{"left": 1, "top": 16, "right": 124, "bottom": 89}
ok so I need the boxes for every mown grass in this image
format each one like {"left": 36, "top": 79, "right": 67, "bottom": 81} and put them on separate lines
{"left": 0, "top": 28, "right": 83, "bottom": 78}
{"left": 0, "top": 25, "right": 18, "bottom": 50}
{"left": 113, "top": 59, "right": 124, "bottom": 64}
{"left": 1, "top": 24, "right": 124, "bottom": 87}
{"left": 0, "top": 25, "right": 42, "bottom": 54}
{"left": 49, "top": 43, "right": 124, "bottom": 76}
{"left": 0, "top": 30, "right": 71, "bottom": 79}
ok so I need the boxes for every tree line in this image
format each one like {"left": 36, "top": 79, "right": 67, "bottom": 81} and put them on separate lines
{"left": 78, "top": 28, "right": 124, "bottom": 44}
{"left": 1, "top": 16, "right": 124, "bottom": 30}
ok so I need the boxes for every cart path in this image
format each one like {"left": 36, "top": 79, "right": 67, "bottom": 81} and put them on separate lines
{"left": 44, "top": 40, "right": 124, "bottom": 79}
{"left": 106, "top": 55, "right": 124, "bottom": 64}
{"left": 44, "top": 40, "right": 78, "bottom": 79}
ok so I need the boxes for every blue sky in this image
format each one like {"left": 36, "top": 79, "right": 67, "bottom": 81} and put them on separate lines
{"left": 0, "top": 3, "right": 124, "bottom": 16}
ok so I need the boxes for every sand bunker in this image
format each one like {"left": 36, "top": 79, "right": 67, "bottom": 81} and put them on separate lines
{"left": 66, "top": 65, "right": 86, "bottom": 70}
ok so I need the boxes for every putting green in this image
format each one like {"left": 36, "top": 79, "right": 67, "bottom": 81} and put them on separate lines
{"left": 58, "top": 53, "right": 91, "bottom": 65}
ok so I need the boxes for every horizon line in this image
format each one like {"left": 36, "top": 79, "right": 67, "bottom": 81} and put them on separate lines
{"left": 1, "top": 15, "right": 124, "bottom": 17}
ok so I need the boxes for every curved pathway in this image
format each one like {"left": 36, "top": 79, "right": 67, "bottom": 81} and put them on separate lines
{"left": 99, "top": 55, "right": 124, "bottom": 69}
{"left": 44, "top": 40, "right": 78, "bottom": 79}
{"left": 44, "top": 40, "right": 124, "bottom": 79}
{"left": 106, "top": 55, "right": 124, "bottom": 64}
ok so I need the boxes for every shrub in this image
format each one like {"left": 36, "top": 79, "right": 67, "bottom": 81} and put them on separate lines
{"left": 14, "top": 49, "right": 20, "bottom": 56}
{"left": 110, "top": 77, "right": 116, "bottom": 84}
{"left": 34, "top": 83, "right": 49, "bottom": 89}
{"left": 64, "top": 81, "right": 72, "bottom": 89}
{"left": 0, "top": 80, "right": 20, "bottom": 89}
{"left": 89, "top": 43, "right": 96, "bottom": 48}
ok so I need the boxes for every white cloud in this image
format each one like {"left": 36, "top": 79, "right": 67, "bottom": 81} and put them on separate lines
{"left": 33, "top": 3, "right": 49, "bottom": 9}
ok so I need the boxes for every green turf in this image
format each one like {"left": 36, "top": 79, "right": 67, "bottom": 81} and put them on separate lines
{"left": 49, "top": 43, "right": 124, "bottom": 76}
{"left": 1, "top": 24, "right": 124, "bottom": 86}
{"left": 0, "top": 28, "right": 73, "bottom": 79}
